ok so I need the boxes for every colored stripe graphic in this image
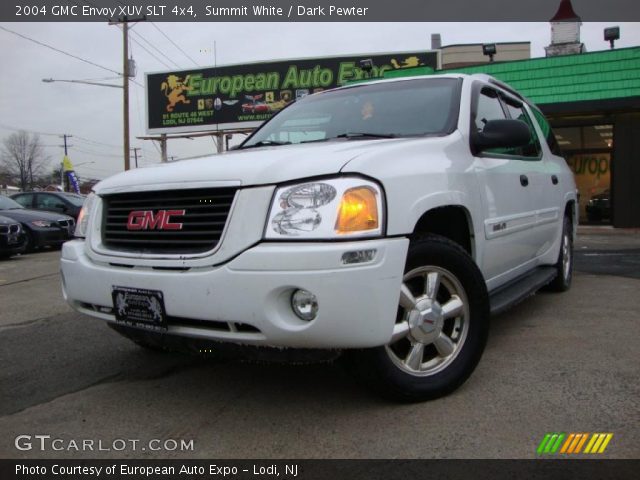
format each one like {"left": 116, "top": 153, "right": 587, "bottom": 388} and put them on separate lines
{"left": 538, "top": 433, "right": 613, "bottom": 455}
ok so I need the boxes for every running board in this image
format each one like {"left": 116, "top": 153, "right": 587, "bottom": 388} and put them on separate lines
{"left": 489, "top": 267, "right": 557, "bottom": 316}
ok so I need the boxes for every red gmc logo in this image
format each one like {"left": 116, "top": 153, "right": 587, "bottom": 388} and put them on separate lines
{"left": 126, "top": 210, "right": 186, "bottom": 230}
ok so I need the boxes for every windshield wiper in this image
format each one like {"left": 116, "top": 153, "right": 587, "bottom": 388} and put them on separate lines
{"left": 240, "top": 140, "right": 291, "bottom": 149}
{"left": 334, "top": 132, "right": 397, "bottom": 139}
{"left": 299, "top": 138, "right": 331, "bottom": 144}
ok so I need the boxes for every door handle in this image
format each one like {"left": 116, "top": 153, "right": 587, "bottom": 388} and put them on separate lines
{"left": 551, "top": 175, "right": 559, "bottom": 185}
{"left": 520, "top": 175, "right": 529, "bottom": 187}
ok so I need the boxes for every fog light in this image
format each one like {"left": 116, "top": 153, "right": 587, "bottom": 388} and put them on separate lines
{"left": 341, "top": 249, "right": 377, "bottom": 264}
{"left": 291, "top": 289, "right": 318, "bottom": 321}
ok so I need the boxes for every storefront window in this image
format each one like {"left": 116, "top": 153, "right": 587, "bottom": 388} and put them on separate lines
{"left": 556, "top": 125, "right": 612, "bottom": 224}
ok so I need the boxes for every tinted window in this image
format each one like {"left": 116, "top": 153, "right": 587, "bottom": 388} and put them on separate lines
{"left": 12, "top": 194, "right": 32, "bottom": 208}
{"left": 531, "top": 107, "right": 563, "bottom": 156}
{"left": 475, "top": 89, "right": 507, "bottom": 132}
{"left": 36, "top": 194, "right": 66, "bottom": 210}
{"left": 243, "top": 78, "right": 461, "bottom": 147}
{"left": 0, "top": 196, "right": 24, "bottom": 210}
{"left": 63, "top": 194, "right": 86, "bottom": 207}
{"left": 503, "top": 101, "right": 541, "bottom": 158}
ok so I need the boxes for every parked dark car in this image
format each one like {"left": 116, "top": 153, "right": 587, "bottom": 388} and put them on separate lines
{"left": 11, "top": 191, "right": 85, "bottom": 221}
{"left": 586, "top": 189, "right": 611, "bottom": 222}
{"left": 0, "top": 195, "right": 75, "bottom": 251}
{"left": 0, "top": 214, "right": 26, "bottom": 258}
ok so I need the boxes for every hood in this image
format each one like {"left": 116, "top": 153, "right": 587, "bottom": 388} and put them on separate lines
{"left": 0, "top": 208, "right": 73, "bottom": 223}
{"left": 94, "top": 138, "right": 416, "bottom": 194}
{"left": 0, "top": 214, "right": 19, "bottom": 225}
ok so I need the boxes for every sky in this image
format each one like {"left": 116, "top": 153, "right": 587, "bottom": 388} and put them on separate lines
{"left": 1, "top": 20, "right": 639, "bottom": 184}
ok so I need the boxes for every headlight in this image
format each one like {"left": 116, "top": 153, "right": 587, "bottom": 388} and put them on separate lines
{"left": 31, "top": 220, "right": 53, "bottom": 228}
{"left": 266, "top": 177, "right": 384, "bottom": 239}
{"left": 74, "top": 192, "right": 97, "bottom": 238}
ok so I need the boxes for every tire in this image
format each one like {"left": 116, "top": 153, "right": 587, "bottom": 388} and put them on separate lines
{"left": 346, "top": 234, "right": 490, "bottom": 402}
{"left": 23, "top": 230, "right": 36, "bottom": 252}
{"left": 545, "top": 215, "right": 573, "bottom": 292}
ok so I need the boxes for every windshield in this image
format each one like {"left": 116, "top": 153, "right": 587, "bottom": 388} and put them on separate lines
{"left": 0, "top": 196, "right": 24, "bottom": 210}
{"left": 63, "top": 194, "right": 86, "bottom": 207}
{"left": 242, "top": 78, "right": 461, "bottom": 148}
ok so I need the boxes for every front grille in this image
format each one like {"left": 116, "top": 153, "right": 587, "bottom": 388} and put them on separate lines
{"left": 57, "top": 219, "right": 74, "bottom": 235}
{"left": 102, "top": 187, "right": 238, "bottom": 254}
{"left": 0, "top": 224, "right": 20, "bottom": 234}
{"left": 58, "top": 219, "right": 74, "bottom": 228}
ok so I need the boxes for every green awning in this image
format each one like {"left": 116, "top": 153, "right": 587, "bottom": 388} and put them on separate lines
{"left": 384, "top": 47, "right": 640, "bottom": 106}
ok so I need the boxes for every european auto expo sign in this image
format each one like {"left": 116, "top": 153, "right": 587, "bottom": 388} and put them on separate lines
{"left": 146, "top": 50, "right": 439, "bottom": 133}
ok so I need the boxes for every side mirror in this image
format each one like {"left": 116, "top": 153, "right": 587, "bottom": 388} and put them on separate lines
{"left": 473, "top": 119, "right": 532, "bottom": 152}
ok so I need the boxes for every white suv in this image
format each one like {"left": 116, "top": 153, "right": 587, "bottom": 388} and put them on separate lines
{"left": 61, "top": 74, "right": 577, "bottom": 401}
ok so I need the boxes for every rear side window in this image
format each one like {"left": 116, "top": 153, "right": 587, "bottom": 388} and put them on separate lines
{"left": 36, "top": 194, "right": 66, "bottom": 210}
{"left": 531, "top": 107, "right": 563, "bottom": 156}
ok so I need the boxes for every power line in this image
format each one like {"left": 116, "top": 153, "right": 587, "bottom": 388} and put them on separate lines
{"left": 74, "top": 135, "right": 122, "bottom": 149}
{"left": 128, "top": 31, "right": 175, "bottom": 70}
{"left": 115, "top": 24, "right": 173, "bottom": 70}
{"left": 129, "top": 28, "right": 182, "bottom": 69}
{"left": 73, "top": 147, "right": 124, "bottom": 158}
{"left": 0, "top": 25, "right": 121, "bottom": 76}
{"left": 0, "top": 123, "right": 60, "bottom": 136}
{"left": 150, "top": 23, "right": 200, "bottom": 68}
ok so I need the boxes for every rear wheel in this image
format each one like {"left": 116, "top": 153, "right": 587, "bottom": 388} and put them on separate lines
{"left": 545, "top": 214, "right": 573, "bottom": 292}
{"left": 347, "top": 234, "right": 490, "bottom": 401}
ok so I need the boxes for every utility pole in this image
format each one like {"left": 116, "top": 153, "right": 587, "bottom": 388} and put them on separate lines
{"left": 131, "top": 147, "right": 141, "bottom": 168}
{"left": 110, "top": 15, "right": 145, "bottom": 171}
{"left": 160, "top": 134, "right": 167, "bottom": 162}
{"left": 122, "top": 18, "right": 130, "bottom": 171}
{"left": 60, "top": 134, "right": 72, "bottom": 191}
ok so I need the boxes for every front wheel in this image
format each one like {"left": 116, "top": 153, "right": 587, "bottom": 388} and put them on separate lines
{"left": 347, "top": 235, "right": 490, "bottom": 401}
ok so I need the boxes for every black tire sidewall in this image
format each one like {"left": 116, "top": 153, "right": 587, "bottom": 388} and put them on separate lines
{"left": 353, "top": 235, "right": 490, "bottom": 401}
{"left": 546, "top": 215, "right": 573, "bottom": 292}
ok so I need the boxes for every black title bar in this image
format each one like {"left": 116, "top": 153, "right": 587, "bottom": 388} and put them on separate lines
{"left": 2, "top": 0, "right": 639, "bottom": 22}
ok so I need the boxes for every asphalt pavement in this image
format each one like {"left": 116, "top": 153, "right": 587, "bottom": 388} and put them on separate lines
{"left": 0, "top": 231, "right": 638, "bottom": 459}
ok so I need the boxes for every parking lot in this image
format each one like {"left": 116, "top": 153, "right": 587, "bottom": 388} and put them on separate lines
{"left": 1, "top": 230, "right": 638, "bottom": 459}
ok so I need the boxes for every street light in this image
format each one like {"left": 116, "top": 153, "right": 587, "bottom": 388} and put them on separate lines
{"left": 42, "top": 78, "right": 123, "bottom": 89}
{"left": 42, "top": 76, "right": 131, "bottom": 174}
{"left": 604, "top": 26, "right": 620, "bottom": 49}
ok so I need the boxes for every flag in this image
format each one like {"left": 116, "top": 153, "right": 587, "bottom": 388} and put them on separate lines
{"left": 62, "top": 155, "right": 80, "bottom": 194}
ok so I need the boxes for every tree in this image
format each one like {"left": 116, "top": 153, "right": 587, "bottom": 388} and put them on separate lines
{"left": 1, "top": 131, "right": 50, "bottom": 191}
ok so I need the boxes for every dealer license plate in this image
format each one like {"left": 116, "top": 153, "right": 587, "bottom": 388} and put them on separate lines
{"left": 112, "top": 286, "right": 167, "bottom": 330}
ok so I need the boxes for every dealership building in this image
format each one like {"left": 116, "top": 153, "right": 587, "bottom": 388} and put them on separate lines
{"left": 444, "top": 47, "right": 640, "bottom": 228}
{"left": 431, "top": 1, "right": 640, "bottom": 228}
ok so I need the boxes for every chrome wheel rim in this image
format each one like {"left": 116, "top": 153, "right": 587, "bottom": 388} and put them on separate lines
{"left": 386, "top": 266, "right": 470, "bottom": 377}
{"left": 562, "top": 232, "right": 571, "bottom": 281}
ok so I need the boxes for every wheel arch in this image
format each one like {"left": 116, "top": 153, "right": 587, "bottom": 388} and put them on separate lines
{"left": 411, "top": 204, "right": 476, "bottom": 259}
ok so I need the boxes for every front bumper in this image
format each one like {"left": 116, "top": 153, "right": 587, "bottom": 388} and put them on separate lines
{"left": 0, "top": 233, "right": 26, "bottom": 255}
{"left": 61, "top": 238, "right": 409, "bottom": 348}
{"left": 32, "top": 228, "right": 72, "bottom": 247}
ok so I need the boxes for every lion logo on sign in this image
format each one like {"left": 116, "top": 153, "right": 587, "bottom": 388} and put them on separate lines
{"left": 390, "top": 56, "right": 423, "bottom": 69}
{"left": 147, "top": 297, "right": 163, "bottom": 322}
{"left": 116, "top": 292, "right": 128, "bottom": 316}
{"left": 160, "top": 74, "right": 192, "bottom": 112}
